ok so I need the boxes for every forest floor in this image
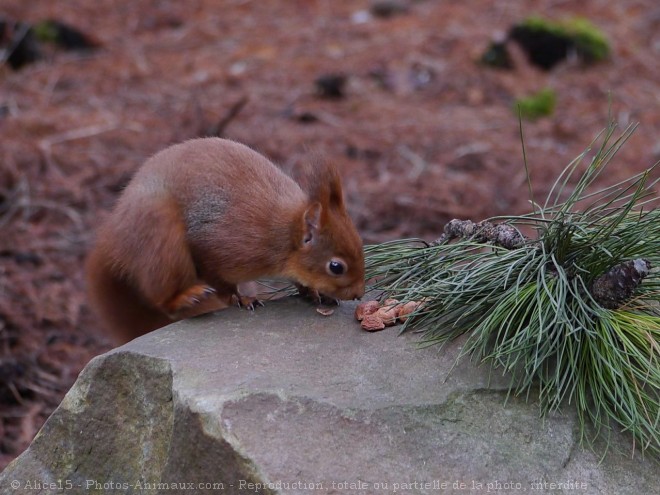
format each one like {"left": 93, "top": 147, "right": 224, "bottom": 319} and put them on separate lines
{"left": 1, "top": 0, "right": 659, "bottom": 469}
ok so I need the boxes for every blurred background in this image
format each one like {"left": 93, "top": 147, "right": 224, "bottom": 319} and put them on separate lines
{"left": 1, "top": 0, "right": 658, "bottom": 469}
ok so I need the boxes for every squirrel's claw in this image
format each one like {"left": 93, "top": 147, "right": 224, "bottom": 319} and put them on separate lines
{"left": 232, "top": 293, "right": 263, "bottom": 311}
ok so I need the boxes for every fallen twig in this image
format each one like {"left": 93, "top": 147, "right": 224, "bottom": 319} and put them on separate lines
{"left": 210, "top": 96, "right": 249, "bottom": 137}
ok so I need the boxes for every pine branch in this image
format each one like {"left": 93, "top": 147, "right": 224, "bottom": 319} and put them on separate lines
{"left": 365, "top": 122, "right": 660, "bottom": 459}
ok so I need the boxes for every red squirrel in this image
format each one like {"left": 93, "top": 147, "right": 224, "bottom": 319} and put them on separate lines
{"left": 86, "top": 138, "right": 365, "bottom": 343}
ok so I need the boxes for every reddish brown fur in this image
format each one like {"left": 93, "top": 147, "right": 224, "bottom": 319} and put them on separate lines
{"left": 86, "top": 138, "right": 365, "bottom": 343}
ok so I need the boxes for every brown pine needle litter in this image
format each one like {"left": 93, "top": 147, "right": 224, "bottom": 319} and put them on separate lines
{"left": 366, "top": 122, "right": 660, "bottom": 460}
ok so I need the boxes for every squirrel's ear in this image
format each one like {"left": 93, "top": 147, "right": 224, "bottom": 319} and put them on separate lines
{"left": 297, "top": 161, "right": 345, "bottom": 211}
{"left": 301, "top": 202, "right": 322, "bottom": 247}
{"left": 323, "top": 165, "right": 345, "bottom": 211}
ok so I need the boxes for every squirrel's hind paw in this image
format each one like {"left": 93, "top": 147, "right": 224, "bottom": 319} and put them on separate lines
{"left": 165, "top": 284, "right": 216, "bottom": 316}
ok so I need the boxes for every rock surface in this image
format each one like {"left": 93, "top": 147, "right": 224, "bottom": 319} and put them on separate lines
{"left": 1, "top": 298, "right": 656, "bottom": 494}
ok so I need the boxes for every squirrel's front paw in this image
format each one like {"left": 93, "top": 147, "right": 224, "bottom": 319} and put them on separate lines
{"left": 165, "top": 284, "right": 216, "bottom": 316}
{"left": 231, "top": 293, "right": 264, "bottom": 311}
{"left": 295, "top": 283, "right": 340, "bottom": 306}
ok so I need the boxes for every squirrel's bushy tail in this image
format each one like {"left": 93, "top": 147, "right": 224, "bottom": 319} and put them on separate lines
{"left": 85, "top": 249, "right": 171, "bottom": 343}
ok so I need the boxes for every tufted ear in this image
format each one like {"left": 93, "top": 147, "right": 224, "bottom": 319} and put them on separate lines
{"left": 301, "top": 202, "right": 322, "bottom": 247}
{"left": 297, "top": 160, "right": 345, "bottom": 212}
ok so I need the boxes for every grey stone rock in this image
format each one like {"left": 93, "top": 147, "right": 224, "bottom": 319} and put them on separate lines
{"left": 0, "top": 298, "right": 656, "bottom": 494}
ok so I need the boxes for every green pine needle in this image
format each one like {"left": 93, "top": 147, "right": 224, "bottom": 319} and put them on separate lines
{"left": 366, "top": 122, "right": 660, "bottom": 459}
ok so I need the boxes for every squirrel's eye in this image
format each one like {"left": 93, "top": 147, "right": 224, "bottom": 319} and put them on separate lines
{"left": 327, "top": 259, "right": 346, "bottom": 276}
